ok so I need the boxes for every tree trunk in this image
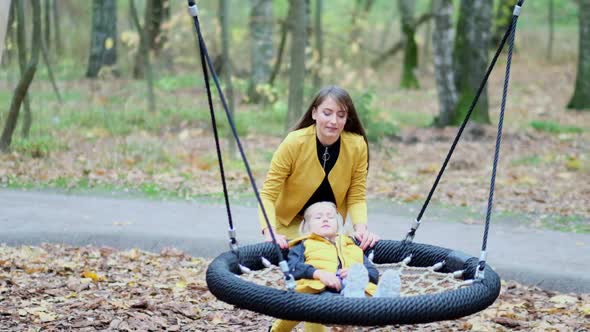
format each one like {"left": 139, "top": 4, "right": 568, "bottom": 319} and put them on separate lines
{"left": 0, "top": 0, "right": 12, "bottom": 65}
{"left": 432, "top": 0, "right": 457, "bottom": 127}
{"left": 452, "top": 0, "right": 493, "bottom": 124}
{"left": 43, "top": 0, "right": 51, "bottom": 51}
{"left": 269, "top": 6, "right": 292, "bottom": 87}
{"left": 547, "top": 0, "right": 554, "bottom": 61}
{"left": 130, "top": 0, "right": 155, "bottom": 113}
{"left": 312, "top": 0, "right": 323, "bottom": 92}
{"left": 567, "top": 0, "right": 590, "bottom": 110}
{"left": 52, "top": 0, "right": 62, "bottom": 55}
{"left": 398, "top": 0, "right": 419, "bottom": 89}
{"left": 491, "top": 0, "right": 513, "bottom": 48}
{"left": 1, "top": 0, "right": 41, "bottom": 152}
{"left": 247, "top": 0, "right": 273, "bottom": 103}
{"left": 133, "top": 0, "right": 166, "bottom": 79}
{"left": 86, "top": 0, "right": 117, "bottom": 78}
{"left": 15, "top": 0, "right": 32, "bottom": 138}
{"left": 285, "top": 0, "right": 307, "bottom": 130}
{"left": 219, "top": 0, "right": 236, "bottom": 157}
{"left": 422, "top": 0, "right": 434, "bottom": 66}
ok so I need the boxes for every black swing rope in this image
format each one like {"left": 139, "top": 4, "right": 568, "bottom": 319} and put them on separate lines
{"left": 187, "top": 1, "right": 295, "bottom": 288}
{"left": 405, "top": 0, "right": 525, "bottom": 278}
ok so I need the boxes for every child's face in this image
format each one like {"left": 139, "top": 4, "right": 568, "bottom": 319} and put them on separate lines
{"left": 306, "top": 203, "right": 338, "bottom": 239}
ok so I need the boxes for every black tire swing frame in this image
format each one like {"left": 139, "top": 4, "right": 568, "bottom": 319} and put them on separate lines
{"left": 188, "top": 0, "right": 525, "bottom": 326}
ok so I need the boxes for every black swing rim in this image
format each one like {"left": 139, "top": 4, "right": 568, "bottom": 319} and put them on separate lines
{"left": 206, "top": 241, "right": 501, "bottom": 326}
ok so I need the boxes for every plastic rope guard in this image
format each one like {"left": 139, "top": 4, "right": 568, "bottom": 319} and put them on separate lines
{"left": 206, "top": 240, "right": 501, "bottom": 326}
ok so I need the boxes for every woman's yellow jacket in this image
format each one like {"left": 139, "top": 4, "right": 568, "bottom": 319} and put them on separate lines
{"left": 258, "top": 125, "right": 368, "bottom": 237}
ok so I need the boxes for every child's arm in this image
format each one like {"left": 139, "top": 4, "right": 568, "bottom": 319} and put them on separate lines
{"left": 364, "top": 255, "right": 380, "bottom": 284}
{"left": 287, "top": 242, "right": 316, "bottom": 280}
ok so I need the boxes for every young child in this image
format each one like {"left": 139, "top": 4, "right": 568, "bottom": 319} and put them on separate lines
{"left": 270, "top": 201, "right": 399, "bottom": 332}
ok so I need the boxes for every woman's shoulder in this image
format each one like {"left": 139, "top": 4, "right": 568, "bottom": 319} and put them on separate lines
{"left": 341, "top": 131, "right": 366, "bottom": 148}
{"left": 283, "top": 125, "right": 315, "bottom": 144}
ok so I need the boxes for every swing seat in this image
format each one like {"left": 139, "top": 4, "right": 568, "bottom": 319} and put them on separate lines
{"left": 206, "top": 240, "right": 501, "bottom": 326}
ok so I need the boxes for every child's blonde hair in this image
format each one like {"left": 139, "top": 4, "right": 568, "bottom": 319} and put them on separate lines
{"left": 299, "top": 201, "right": 344, "bottom": 236}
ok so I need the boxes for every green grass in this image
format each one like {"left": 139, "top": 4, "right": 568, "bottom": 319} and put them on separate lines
{"left": 510, "top": 155, "right": 543, "bottom": 166}
{"left": 542, "top": 215, "right": 590, "bottom": 234}
{"left": 529, "top": 120, "right": 584, "bottom": 134}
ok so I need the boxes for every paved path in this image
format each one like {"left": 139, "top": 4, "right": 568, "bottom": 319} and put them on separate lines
{"left": 1, "top": 190, "right": 588, "bottom": 293}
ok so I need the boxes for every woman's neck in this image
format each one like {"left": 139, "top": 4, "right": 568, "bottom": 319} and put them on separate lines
{"left": 316, "top": 134, "right": 338, "bottom": 147}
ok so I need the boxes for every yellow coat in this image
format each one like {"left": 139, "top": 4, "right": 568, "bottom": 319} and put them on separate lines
{"left": 289, "top": 234, "right": 377, "bottom": 295}
{"left": 259, "top": 125, "right": 368, "bottom": 239}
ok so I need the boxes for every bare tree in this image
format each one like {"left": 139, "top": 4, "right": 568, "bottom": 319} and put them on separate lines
{"left": 52, "top": 0, "right": 62, "bottom": 55}
{"left": 219, "top": 0, "right": 236, "bottom": 156}
{"left": 452, "top": 0, "right": 493, "bottom": 124}
{"left": 130, "top": 0, "right": 155, "bottom": 113}
{"left": 247, "top": 0, "right": 273, "bottom": 103}
{"left": 15, "top": 0, "right": 33, "bottom": 138}
{"left": 1, "top": 0, "right": 41, "bottom": 152}
{"left": 567, "top": 0, "right": 590, "bottom": 110}
{"left": 547, "top": 0, "right": 554, "bottom": 61}
{"left": 312, "top": 0, "right": 323, "bottom": 92}
{"left": 86, "top": 0, "right": 117, "bottom": 78}
{"left": 133, "top": 0, "right": 168, "bottom": 78}
{"left": 285, "top": 0, "right": 307, "bottom": 130}
{"left": 43, "top": 0, "right": 51, "bottom": 51}
{"left": 269, "top": 5, "right": 293, "bottom": 86}
{"left": 398, "top": 0, "right": 419, "bottom": 89}
{"left": 432, "top": 0, "right": 457, "bottom": 127}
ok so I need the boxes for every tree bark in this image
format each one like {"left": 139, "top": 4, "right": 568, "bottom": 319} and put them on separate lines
{"left": 41, "top": 37, "right": 62, "bottom": 103}
{"left": 398, "top": 0, "right": 419, "bottom": 89}
{"left": 130, "top": 0, "right": 155, "bottom": 113}
{"left": 1, "top": 0, "right": 41, "bottom": 152}
{"left": 43, "top": 0, "right": 51, "bottom": 51}
{"left": 269, "top": 6, "right": 292, "bottom": 87}
{"left": 219, "top": 0, "right": 236, "bottom": 156}
{"left": 312, "top": 0, "right": 323, "bottom": 92}
{"left": 491, "top": 0, "right": 513, "bottom": 48}
{"left": 133, "top": 0, "right": 166, "bottom": 78}
{"left": 247, "top": 0, "right": 273, "bottom": 103}
{"left": 567, "top": 0, "right": 590, "bottom": 110}
{"left": 432, "top": 0, "right": 457, "bottom": 127}
{"left": 285, "top": 0, "right": 307, "bottom": 130}
{"left": 547, "top": 0, "right": 554, "bottom": 61}
{"left": 52, "top": 0, "right": 62, "bottom": 55}
{"left": 452, "top": 0, "right": 493, "bottom": 124}
{"left": 0, "top": 0, "right": 13, "bottom": 65}
{"left": 15, "top": 0, "right": 32, "bottom": 138}
{"left": 86, "top": 0, "right": 117, "bottom": 78}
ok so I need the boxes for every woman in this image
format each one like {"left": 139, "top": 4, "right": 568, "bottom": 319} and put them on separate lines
{"left": 259, "top": 86, "right": 379, "bottom": 250}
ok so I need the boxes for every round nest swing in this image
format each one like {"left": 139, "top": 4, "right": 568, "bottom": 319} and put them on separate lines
{"left": 186, "top": 0, "right": 526, "bottom": 327}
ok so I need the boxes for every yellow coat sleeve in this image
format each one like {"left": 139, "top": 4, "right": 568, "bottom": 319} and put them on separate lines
{"left": 347, "top": 138, "right": 368, "bottom": 225}
{"left": 258, "top": 136, "right": 294, "bottom": 231}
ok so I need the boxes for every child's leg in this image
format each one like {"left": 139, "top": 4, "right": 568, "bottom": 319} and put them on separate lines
{"left": 270, "top": 319, "right": 300, "bottom": 332}
{"left": 303, "top": 322, "right": 328, "bottom": 332}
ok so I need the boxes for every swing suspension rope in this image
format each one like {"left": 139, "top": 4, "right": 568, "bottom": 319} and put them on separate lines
{"left": 189, "top": 0, "right": 524, "bottom": 282}
{"left": 187, "top": 1, "right": 295, "bottom": 289}
{"left": 404, "top": 0, "right": 525, "bottom": 279}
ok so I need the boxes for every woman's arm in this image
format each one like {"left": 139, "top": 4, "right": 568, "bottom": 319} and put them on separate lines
{"left": 259, "top": 137, "right": 295, "bottom": 233}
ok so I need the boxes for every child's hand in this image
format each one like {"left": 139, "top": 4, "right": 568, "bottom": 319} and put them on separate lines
{"left": 337, "top": 268, "right": 349, "bottom": 279}
{"left": 314, "top": 270, "right": 342, "bottom": 291}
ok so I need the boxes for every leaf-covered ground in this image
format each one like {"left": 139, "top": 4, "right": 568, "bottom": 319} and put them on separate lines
{"left": 0, "top": 244, "right": 588, "bottom": 331}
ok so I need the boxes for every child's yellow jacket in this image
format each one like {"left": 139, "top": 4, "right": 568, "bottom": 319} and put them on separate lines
{"left": 288, "top": 233, "right": 377, "bottom": 296}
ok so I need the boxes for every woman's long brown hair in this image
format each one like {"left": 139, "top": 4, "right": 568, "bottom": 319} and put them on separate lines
{"left": 292, "top": 86, "right": 369, "bottom": 169}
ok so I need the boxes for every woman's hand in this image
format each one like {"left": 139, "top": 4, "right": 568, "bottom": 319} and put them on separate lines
{"left": 314, "top": 270, "right": 342, "bottom": 291}
{"left": 353, "top": 224, "right": 379, "bottom": 250}
{"left": 262, "top": 228, "right": 289, "bottom": 249}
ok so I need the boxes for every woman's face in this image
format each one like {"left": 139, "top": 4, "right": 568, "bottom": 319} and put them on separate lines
{"left": 306, "top": 203, "right": 338, "bottom": 239}
{"left": 312, "top": 97, "right": 348, "bottom": 145}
